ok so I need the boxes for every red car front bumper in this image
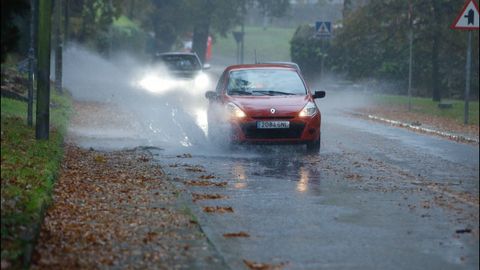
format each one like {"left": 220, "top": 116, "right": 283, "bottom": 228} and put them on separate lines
{"left": 228, "top": 113, "right": 321, "bottom": 144}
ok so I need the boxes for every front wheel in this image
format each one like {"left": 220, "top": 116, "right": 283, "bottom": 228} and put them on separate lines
{"left": 306, "top": 136, "right": 321, "bottom": 153}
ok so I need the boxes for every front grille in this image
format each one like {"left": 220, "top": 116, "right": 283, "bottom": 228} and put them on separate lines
{"left": 251, "top": 116, "right": 294, "bottom": 120}
{"left": 241, "top": 122, "right": 305, "bottom": 139}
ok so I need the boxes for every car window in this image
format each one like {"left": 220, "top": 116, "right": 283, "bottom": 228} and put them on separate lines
{"left": 216, "top": 71, "right": 227, "bottom": 94}
{"left": 156, "top": 55, "right": 201, "bottom": 71}
{"left": 227, "top": 69, "right": 306, "bottom": 96}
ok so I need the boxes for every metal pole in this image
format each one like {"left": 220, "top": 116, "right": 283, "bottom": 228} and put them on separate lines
{"left": 408, "top": 30, "right": 413, "bottom": 111}
{"left": 55, "top": 0, "right": 63, "bottom": 93}
{"left": 108, "top": 0, "right": 113, "bottom": 57}
{"left": 464, "top": 31, "right": 472, "bottom": 125}
{"left": 28, "top": 0, "right": 36, "bottom": 126}
{"left": 236, "top": 41, "right": 240, "bottom": 64}
{"left": 320, "top": 39, "right": 324, "bottom": 81}
{"left": 240, "top": 23, "right": 244, "bottom": 64}
{"left": 408, "top": 0, "right": 413, "bottom": 111}
{"left": 64, "top": 0, "right": 69, "bottom": 46}
{"left": 36, "top": 0, "right": 52, "bottom": 140}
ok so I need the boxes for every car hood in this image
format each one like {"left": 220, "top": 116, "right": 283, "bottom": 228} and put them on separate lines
{"left": 169, "top": 70, "right": 200, "bottom": 79}
{"left": 229, "top": 95, "right": 311, "bottom": 117}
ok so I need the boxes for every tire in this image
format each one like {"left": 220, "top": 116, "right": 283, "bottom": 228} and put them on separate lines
{"left": 306, "top": 135, "right": 321, "bottom": 153}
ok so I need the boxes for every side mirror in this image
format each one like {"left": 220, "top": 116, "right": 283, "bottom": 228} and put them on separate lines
{"left": 313, "top": 90, "right": 326, "bottom": 99}
{"left": 205, "top": 91, "right": 218, "bottom": 100}
{"left": 203, "top": 63, "right": 211, "bottom": 70}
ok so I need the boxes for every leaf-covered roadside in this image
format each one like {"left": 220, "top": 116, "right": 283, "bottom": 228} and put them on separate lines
{"left": 30, "top": 145, "right": 225, "bottom": 269}
{"left": 1, "top": 74, "right": 71, "bottom": 269}
{"left": 1, "top": 116, "right": 64, "bottom": 269}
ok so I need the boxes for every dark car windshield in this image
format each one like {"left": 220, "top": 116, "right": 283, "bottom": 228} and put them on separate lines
{"left": 155, "top": 55, "right": 201, "bottom": 71}
{"left": 227, "top": 69, "right": 307, "bottom": 96}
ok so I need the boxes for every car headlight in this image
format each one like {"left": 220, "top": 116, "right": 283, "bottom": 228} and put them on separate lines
{"left": 194, "top": 72, "right": 210, "bottom": 89}
{"left": 299, "top": 101, "right": 318, "bottom": 117}
{"left": 227, "top": 102, "right": 246, "bottom": 118}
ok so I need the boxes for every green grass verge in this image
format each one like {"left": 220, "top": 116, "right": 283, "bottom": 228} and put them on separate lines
{"left": 1, "top": 90, "right": 72, "bottom": 268}
{"left": 213, "top": 26, "right": 296, "bottom": 63}
{"left": 371, "top": 94, "right": 479, "bottom": 126}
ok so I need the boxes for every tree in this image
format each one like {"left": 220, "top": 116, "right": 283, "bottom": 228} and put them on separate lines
{"left": 188, "top": 0, "right": 245, "bottom": 63}
{"left": 325, "top": 0, "right": 479, "bottom": 99}
{"left": 150, "top": 0, "right": 190, "bottom": 53}
{"left": 188, "top": 0, "right": 290, "bottom": 64}
{"left": 1, "top": 0, "right": 29, "bottom": 62}
{"left": 67, "top": 0, "right": 122, "bottom": 53}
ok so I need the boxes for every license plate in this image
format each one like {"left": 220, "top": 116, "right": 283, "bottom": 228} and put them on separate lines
{"left": 256, "top": 121, "right": 290, "bottom": 129}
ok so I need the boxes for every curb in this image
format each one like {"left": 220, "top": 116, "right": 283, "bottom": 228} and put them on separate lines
{"left": 366, "top": 114, "right": 479, "bottom": 144}
{"left": 150, "top": 150, "right": 231, "bottom": 270}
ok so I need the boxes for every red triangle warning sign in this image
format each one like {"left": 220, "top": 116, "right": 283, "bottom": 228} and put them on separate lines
{"left": 451, "top": 0, "right": 480, "bottom": 30}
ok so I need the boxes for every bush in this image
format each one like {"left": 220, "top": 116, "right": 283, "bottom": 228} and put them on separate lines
{"left": 290, "top": 24, "right": 328, "bottom": 80}
{"left": 110, "top": 16, "right": 149, "bottom": 57}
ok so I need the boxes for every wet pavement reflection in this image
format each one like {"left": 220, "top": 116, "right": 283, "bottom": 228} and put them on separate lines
{"left": 152, "top": 112, "right": 478, "bottom": 270}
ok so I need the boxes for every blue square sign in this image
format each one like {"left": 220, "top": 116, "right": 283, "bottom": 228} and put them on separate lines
{"left": 315, "top": 21, "right": 332, "bottom": 37}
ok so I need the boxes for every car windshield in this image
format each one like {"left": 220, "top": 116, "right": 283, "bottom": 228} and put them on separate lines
{"left": 227, "top": 69, "right": 306, "bottom": 96}
{"left": 156, "top": 55, "right": 201, "bottom": 71}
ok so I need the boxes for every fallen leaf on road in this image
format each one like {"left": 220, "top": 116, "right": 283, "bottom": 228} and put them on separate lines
{"left": 203, "top": 206, "right": 233, "bottom": 213}
{"left": 184, "top": 180, "right": 227, "bottom": 187}
{"left": 243, "top": 259, "right": 289, "bottom": 270}
{"left": 94, "top": 155, "right": 106, "bottom": 163}
{"left": 143, "top": 231, "right": 158, "bottom": 243}
{"left": 455, "top": 229, "right": 472, "bottom": 234}
{"left": 223, "top": 232, "right": 250, "bottom": 238}
{"left": 346, "top": 174, "right": 362, "bottom": 180}
{"left": 192, "top": 193, "right": 228, "bottom": 202}
{"left": 138, "top": 155, "right": 150, "bottom": 162}
{"left": 185, "top": 167, "right": 205, "bottom": 173}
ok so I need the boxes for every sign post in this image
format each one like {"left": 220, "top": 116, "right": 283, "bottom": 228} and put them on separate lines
{"left": 408, "top": 0, "right": 414, "bottom": 111}
{"left": 450, "top": 0, "right": 479, "bottom": 124}
{"left": 314, "top": 21, "right": 332, "bottom": 81}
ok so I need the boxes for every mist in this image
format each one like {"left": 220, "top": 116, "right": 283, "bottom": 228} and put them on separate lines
{"left": 60, "top": 44, "right": 384, "bottom": 157}
{"left": 62, "top": 44, "right": 212, "bottom": 152}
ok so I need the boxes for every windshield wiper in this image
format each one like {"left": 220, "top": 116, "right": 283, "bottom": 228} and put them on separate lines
{"left": 228, "top": 89, "right": 252, "bottom": 95}
{"left": 252, "top": 90, "right": 296, "bottom": 96}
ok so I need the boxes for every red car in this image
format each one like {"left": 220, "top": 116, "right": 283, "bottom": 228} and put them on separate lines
{"left": 205, "top": 64, "right": 325, "bottom": 152}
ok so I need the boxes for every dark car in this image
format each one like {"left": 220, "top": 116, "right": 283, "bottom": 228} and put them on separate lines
{"left": 151, "top": 52, "right": 211, "bottom": 90}
{"left": 205, "top": 63, "right": 325, "bottom": 152}
{"left": 154, "top": 52, "right": 210, "bottom": 78}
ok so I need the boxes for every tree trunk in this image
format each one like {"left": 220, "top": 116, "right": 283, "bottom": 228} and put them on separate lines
{"left": 192, "top": 22, "right": 209, "bottom": 64}
{"left": 153, "top": 24, "right": 176, "bottom": 53}
{"left": 343, "top": 0, "right": 352, "bottom": 19}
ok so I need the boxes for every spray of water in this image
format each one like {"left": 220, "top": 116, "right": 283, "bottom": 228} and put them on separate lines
{"left": 62, "top": 45, "right": 387, "bottom": 157}
{"left": 63, "top": 44, "right": 213, "bottom": 152}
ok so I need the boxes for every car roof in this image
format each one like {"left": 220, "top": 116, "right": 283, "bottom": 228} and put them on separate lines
{"left": 225, "top": 63, "right": 299, "bottom": 72}
{"left": 155, "top": 52, "right": 198, "bottom": 57}
{"left": 260, "top": 61, "right": 301, "bottom": 71}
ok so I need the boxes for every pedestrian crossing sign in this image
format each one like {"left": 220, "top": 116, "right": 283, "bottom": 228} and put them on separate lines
{"left": 315, "top": 21, "right": 332, "bottom": 37}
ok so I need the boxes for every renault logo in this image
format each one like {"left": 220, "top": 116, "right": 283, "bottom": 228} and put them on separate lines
{"left": 270, "top": 108, "right": 276, "bottom": 114}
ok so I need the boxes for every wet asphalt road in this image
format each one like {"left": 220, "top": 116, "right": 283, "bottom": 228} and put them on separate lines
{"left": 62, "top": 49, "right": 478, "bottom": 269}
{"left": 151, "top": 99, "right": 479, "bottom": 270}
